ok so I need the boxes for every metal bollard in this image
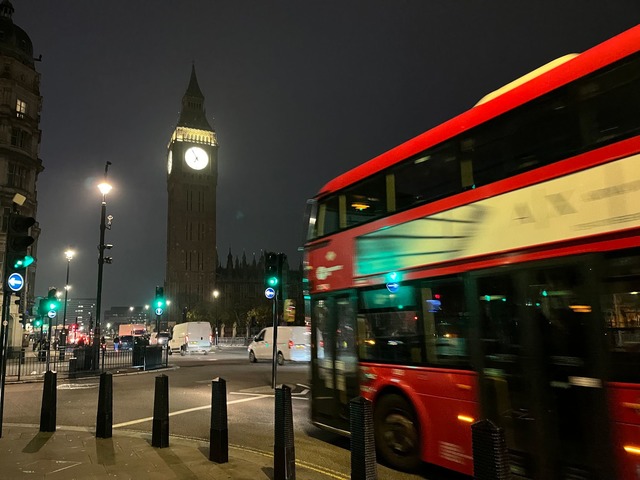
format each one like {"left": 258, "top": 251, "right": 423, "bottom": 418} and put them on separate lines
{"left": 274, "top": 384, "right": 295, "bottom": 480}
{"left": 39, "top": 370, "right": 57, "bottom": 432}
{"left": 68, "top": 357, "right": 77, "bottom": 379}
{"left": 96, "top": 372, "right": 113, "bottom": 438}
{"left": 151, "top": 374, "right": 169, "bottom": 448}
{"left": 350, "top": 396, "right": 377, "bottom": 480}
{"left": 471, "top": 419, "right": 512, "bottom": 480}
{"left": 209, "top": 377, "right": 228, "bottom": 463}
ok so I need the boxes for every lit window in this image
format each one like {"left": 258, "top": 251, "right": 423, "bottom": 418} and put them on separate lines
{"left": 16, "top": 99, "right": 26, "bottom": 118}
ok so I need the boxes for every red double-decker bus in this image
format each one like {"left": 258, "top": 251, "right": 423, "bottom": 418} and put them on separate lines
{"left": 304, "top": 25, "right": 640, "bottom": 479}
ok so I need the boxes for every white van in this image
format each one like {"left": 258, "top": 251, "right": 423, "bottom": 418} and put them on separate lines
{"left": 248, "top": 326, "right": 310, "bottom": 365}
{"left": 169, "top": 322, "right": 212, "bottom": 355}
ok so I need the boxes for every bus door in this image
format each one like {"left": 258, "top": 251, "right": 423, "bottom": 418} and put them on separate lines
{"left": 473, "top": 261, "right": 613, "bottom": 479}
{"left": 311, "top": 293, "right": 359, "bottom": 433}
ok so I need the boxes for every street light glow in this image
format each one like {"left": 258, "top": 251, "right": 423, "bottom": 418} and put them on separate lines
{"left": 98, "top": 182, "right": 112, "bottom": 196}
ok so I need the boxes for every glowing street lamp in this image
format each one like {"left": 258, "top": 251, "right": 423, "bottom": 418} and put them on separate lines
{"left": 61, "top": 249, "right": 74, "bottom": 352}
{"left": 93, "top": 162, "right": 112, "bottom": 371}
{"left": 213, "top": 289, "right": 220, "bottom": 346}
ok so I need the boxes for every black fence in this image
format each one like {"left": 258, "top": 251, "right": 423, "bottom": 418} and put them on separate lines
{"left": 4, "top": 345, "right": 170, "bottom": 381}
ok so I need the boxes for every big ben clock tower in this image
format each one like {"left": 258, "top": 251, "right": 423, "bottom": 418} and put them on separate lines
{"left": 165, "top": 65, "right": 218, "bottom": 324}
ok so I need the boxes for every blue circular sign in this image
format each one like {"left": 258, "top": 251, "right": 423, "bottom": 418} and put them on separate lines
{"left": 386, "top": 282, "right": 400, "bottom": 293}
{"left": 47, "top": 310, "right": 57, "bottom": 319}
{"left": 264, "top": 287, "right": 276, "bottom": 299}
{"left": 7, "top": 272, "right": 24, "bottom": 292}
{"left": 155, "top": 307, "right": 164, "bottom": 316}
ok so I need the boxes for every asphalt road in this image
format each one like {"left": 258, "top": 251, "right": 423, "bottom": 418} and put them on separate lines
{"left": 2, "top": 347, "right": 468, "bottom": 480}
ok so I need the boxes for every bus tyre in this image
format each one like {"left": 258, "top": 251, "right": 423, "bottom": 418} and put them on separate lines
{"left": 374, "top": 393, "right": 421, "bottom": 472}
{"left": 249, "top": 350, "right": 257, "bottom": 363}
{"left": 277, "top": 351, "right": 285, "bottom": 365}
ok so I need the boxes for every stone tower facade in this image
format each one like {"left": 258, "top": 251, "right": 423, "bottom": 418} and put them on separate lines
{"left": 165, "top": 65, "right": 218, "bottom": 325}
{"left": 0, "top": 0, "right": 43, "bottom": 349}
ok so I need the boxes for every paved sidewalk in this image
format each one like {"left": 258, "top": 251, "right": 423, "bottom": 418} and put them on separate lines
{"left": 0, "top": 424, "right": 346, "bottom": 480}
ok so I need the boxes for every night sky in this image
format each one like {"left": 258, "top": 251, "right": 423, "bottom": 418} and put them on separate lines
{"left": 16, "top": 1, "right": 640, "bottom": 310}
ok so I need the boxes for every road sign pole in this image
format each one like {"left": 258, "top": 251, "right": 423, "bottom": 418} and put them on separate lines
{"left": 271, "top": 292, "right": 279, "bottom": 389}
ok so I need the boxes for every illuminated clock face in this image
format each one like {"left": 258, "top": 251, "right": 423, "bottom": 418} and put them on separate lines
{"left": 184, "top": 146, "right": 209, "bottom": 170}
{"left": 167, "top": 150, "right": 173, "bottom": 174}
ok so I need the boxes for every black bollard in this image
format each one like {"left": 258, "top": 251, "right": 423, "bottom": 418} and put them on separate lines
{"left": 471, "top": 419, "right": 512, "bottom": 480}
{"left": 209, "top": 377, "right": 228, "bottom": 463}
{"left": 350, "top": 396, "right": 377, "bottom": 480}
{"left": 96, "top": 372, "right": 113, "bottom": 438}
{"left": 151, "top": 374, "right": 169, "bottom": 448}
{"left": 274, "top": 384, "right": 295, "bottom": 480}
{"left": 39, "top": 370, "right": 57, "bottom": 432}
{"left": 68, "top": 357, "right": 77, "bottom": 379}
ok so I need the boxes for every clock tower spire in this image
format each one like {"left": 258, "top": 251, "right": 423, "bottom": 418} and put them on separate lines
{"left": 165, "top": 65, "right": 218, "bottom": 326}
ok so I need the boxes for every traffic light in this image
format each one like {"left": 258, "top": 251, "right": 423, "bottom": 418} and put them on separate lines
{"left": 45, "top": 288, "right": 61, "bottom": 314}
{"left": 33, "top": 318, "right": 42, "bottom": 328}
{"left": 6, "top": 214, "right": 35, "bottom": 273}
{"left": 264, "top": 252, "right": 279, "bottom": 289}
{"left": 154, "top": 286, "right": 165, "bottom": 310}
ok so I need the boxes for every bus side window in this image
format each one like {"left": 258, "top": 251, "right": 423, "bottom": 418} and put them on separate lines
{"left": 317, "top": 196, "right": 340, "bottom": 237}
{"left": 601, "top": 251, "right": 640, "bottom": 383}
{"left": 392, "top": 142, "right": 460, "bottom": 211}
{"left": 421, "top": 278, "right": 470, "bottom": 367}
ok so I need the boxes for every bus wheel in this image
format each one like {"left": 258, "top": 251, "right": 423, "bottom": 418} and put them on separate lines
{"left": 249, "top": 350, "right": 257, "bottom": 363}
{"left": 277, "top": 351, "right": 285, "bottom": 365}
{"left": 374, "top": 394, "right": 421, "bottom": 472}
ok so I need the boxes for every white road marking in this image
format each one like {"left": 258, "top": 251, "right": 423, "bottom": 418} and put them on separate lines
{"left": 57, "top": 383, "right": 99, "bottom": 390}
{"left": 112, "top": 394, "right": 270, "bottom": 428}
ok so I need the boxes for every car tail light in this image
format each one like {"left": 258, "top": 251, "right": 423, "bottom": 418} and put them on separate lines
{"left": 288, "top": 340, "right": 294, "bottom": 349}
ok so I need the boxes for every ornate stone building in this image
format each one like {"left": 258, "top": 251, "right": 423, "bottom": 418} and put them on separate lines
{"left": 0, "top": 1, "right": 43, "bottom": 350}
{"left": 165, "top": 65, "right": 218, "bottom": 324}
{"left": 214, "top": 249, "right": 303, "bottom": 339}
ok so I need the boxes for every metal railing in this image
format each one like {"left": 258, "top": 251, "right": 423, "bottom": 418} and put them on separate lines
{"left": 4, "top": 345, "right": 170, "bottom": 382}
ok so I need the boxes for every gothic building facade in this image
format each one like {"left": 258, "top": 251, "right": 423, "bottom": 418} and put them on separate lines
{"left": 164, "top": 66, "right": 303, "bottom": 334}
{"left": 214, "top": 249, "right": 304, "bottom": 338}
{"left": 0, "top": 1, "right": 43, "bottom": 349}
{"left": 165, "top": 65, "right": 218, "bottom": 324}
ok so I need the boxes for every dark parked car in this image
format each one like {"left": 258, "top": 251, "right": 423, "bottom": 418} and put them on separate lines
{"left": 118, "top": 335, "right": 135, "bottom": 351}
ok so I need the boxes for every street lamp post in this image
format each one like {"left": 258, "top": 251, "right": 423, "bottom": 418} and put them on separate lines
{"left": 61, "top": 249, "right": 74, "bottom": 355}
{"left": 213, "top": 290, "right": 220, "bottom": 347}
{"left": 93, "top": 162, "right": 112, "bottom": 371}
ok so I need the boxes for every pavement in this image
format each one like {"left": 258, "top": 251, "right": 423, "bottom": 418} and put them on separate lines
{"left": 0, "top": 345, "right": 348, "bottom": 479}
{"left": 0, "top": 423, "right": 348, "bottom": 480}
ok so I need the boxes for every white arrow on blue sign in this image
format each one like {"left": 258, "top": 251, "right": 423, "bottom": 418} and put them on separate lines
{"left": 386, "top": 282, "right": 400, "bottom": 293}
{"left": 7, "top": 272, "right": 24, "bottom": 292}
{"left": 155, "top": 307, "right": 164, "bottom": 316}
{"left": 264, "top": 287, "right": 276, "bottom": 299}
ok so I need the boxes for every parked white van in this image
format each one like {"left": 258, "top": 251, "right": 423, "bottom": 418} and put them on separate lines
{"left": 248, "top": 326, "right": 310, "bottom": 365}
{"left": 169, "top": 322, "right": 212, "bottom": 355}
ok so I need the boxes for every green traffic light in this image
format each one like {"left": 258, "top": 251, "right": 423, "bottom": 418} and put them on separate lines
{"left": 34, "top": 319, "right": 42, "bottom": 327}
{"left": 267, "top": 276, "right": 278, "bottom": 287}
{"left": 12, "top": 255, "right": 34, "bottom": 269}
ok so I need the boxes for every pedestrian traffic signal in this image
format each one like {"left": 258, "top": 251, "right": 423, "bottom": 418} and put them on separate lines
{"left": 6, "top": 214, "right": 35, "bottom": 273}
